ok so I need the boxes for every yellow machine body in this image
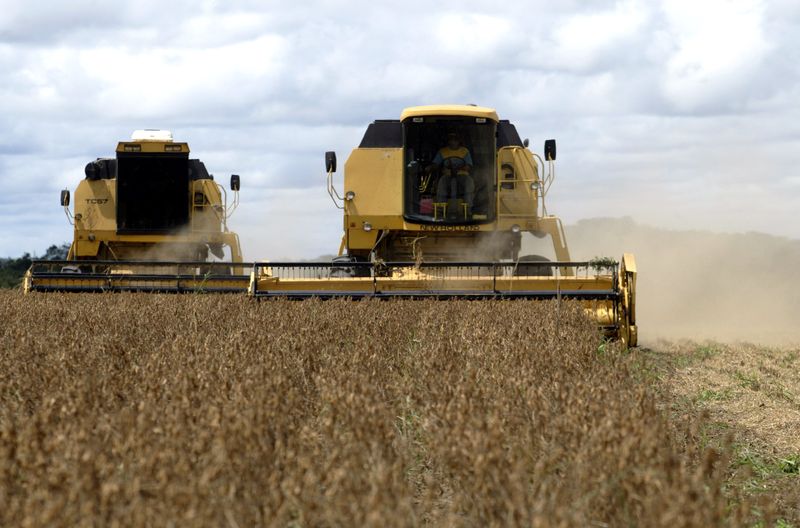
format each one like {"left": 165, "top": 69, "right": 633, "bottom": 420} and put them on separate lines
{"left": 25, "top": 131, "right": 245, "bottom": 293}
{"left": 337, "top": 105, "right": 570, "bottom": 262}
{"left": 69, "top": 137, "right": 242, "bottom": 261}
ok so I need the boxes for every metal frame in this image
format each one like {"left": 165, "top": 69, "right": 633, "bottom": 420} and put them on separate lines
{"left": 26, "top": 259, "right": 251, "bottom": 294}
{"left": 251, "top": 260, "right": 619, "bottom": 297}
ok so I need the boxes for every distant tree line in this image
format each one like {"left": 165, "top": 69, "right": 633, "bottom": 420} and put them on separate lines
{"left": 0, "top": 243, "right": 70, "bottom": 288}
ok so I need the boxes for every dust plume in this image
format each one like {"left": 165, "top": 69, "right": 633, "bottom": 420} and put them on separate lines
{"left": 118, "top": 224, "right": 236, "bottom": 263}
{"left": 523, "top": 217, "right": 800, "bottom": 345}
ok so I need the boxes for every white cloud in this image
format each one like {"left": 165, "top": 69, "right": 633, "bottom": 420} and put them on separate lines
{"left": 74, "top": 34, "right": 288, "bottom": 119}
{"left": 661, "top": 0, "right": 771, "bottom": 111}
{"left": 552, "top": 1, "right": 648, "bottom": 71}
{"left": 434, "top": 13, "right": 514, "bottom": 60}
{"left": 0, "top": 0, "right": 798, "bottom": 258}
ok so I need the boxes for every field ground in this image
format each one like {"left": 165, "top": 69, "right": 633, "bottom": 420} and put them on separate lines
{"left": 1, "top": 290, "right": 798, "bottom": 526}
{"left": 640, "top": 341, "right": 800, "bottom": 524}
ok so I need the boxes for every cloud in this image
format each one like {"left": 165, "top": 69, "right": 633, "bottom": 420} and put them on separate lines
{"left": 660, "top": 0, "right": 772, "bottom": 112}
{"left": 0, "top": 0, "right": 798, "bottom": 259}
{"left": 551, "top": 1, "right": 649, "bottom": 72}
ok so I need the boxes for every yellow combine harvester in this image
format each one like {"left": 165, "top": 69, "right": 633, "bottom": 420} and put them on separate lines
{"left": 24, "top": 130, "right": 247, "bottom": 293}
{"left": 250, "top": 105, "right": 637, "bottom": 345}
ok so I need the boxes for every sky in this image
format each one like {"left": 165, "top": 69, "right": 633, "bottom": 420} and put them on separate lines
{"left": 0, "top": 0, "right": 798, "bottom": 259}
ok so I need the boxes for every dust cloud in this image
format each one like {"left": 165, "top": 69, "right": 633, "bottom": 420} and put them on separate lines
{"left": 522, "top": 217, "right": 800, "bottom": 346}
{"left": 102, "top": 225, "right": 237, "bottom": 274}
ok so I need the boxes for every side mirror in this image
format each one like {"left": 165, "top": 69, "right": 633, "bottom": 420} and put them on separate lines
{"left": 230, "top": 174, "right": 240, "bottom": 191}
{"left": 544, "top": 139, "right": 557, "bottom": 161}
{"left": 523, "top": 138, "right": 530, "bottom": 148}
{"left": 325, "top": 151, "right": 337, "bottom": 173}
{"left": 60, "top": 189, "right": 70, "bottom": 207}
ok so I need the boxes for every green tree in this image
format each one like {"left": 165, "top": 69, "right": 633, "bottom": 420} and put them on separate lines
{"left": 0, "top": 243, "right": 70, "bottom": 288}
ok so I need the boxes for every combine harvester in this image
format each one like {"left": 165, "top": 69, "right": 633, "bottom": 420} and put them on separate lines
{"left": 250, "top": 105, "right": 638, "bottom": 345}
{"left": 23, "top": 130, "right": 247, "bottom": 293}
{"left": 24, "top": 108, "right": 637, "bottom": 344}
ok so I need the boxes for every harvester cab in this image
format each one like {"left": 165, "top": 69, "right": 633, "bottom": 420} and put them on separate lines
{"left": 325, "top": 105, "right": 570, "bottom": 265}
{"left": 253, "top": 105, "right": 638, "bottom": 346}
{"left": 25, "top": 130, "right": 249, "bottom": 293}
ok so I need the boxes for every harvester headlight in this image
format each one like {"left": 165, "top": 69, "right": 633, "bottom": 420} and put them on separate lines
{"left": 511, "top": 224, "right": 521, "bottom": 234}
{"left": 530, "top": 182, "right": 539, "bottom": 191}
{"left": 345, "top": 191, "right": 355, "bottom": 201}
{"left": 363, "top": 222, "right": 373, "bottom": 232}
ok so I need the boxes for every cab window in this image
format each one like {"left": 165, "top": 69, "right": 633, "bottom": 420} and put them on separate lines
{"left": 403, "top": 117, "right": 496, "bottom": 224}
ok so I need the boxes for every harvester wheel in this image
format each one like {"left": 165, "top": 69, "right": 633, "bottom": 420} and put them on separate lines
{"left": 514, "top": 255, "right": 553, "bottom": 277}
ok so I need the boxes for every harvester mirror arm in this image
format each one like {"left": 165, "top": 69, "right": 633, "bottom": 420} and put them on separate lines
{"left": 325, "top": 150, "right": 344, "bottom": 209}
{"left": 543, "top": 141, "right": 557, "bottom": 209}
{"left": 227, "top": 174, "right": 241, "bottom": 219}
{"left": 535, "top": 138, "right": 557, "bottom": 208}
{"left": 60, "top": 189, "right": 74, "bottom": 225}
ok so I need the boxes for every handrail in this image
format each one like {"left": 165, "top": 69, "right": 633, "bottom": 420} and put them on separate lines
{"left": 515, "top": 147, "right": 549, "bottom": 216}
{"left": 496, "top": 146, "right": 549, "bottom": 218}
{"left": 31, "top": 259, "right": 619, "bottom": 273}
{"left": 190, "top": 182, "right": 227, "bottom": 233}
{"left": 252, "top": 260, "right": 616, "bottom": 268}
{"left": 29, "top": 259, "right": 255, "bottom": 268}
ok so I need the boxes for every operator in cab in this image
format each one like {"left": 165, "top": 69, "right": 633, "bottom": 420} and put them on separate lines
{"left": 431, "top": 132, "right": 473, "bottom": 171}
{"left": 431, "top": 132, "right": 475, "bottom": 220}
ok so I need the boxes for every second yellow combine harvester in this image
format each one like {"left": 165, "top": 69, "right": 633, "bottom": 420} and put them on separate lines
{"left": 24, "top": 130, "right": 246, "bottom": 293}
{"left": 250, "top": 105, "right": 637, "bottom": 345}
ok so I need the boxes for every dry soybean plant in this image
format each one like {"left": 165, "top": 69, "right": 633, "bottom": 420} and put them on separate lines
{"left": 0, "top": 292, "right": 752, "bottom": 526}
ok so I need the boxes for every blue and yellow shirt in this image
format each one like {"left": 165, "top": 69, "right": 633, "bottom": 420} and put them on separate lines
{"left": 432, "top": 146, "right": 473, "bottom": 167}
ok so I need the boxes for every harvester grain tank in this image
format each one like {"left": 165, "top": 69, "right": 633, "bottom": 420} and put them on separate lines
{"left": 250, "top": 105, "right": 638, "bottom": 345}
{"left": 24, "top": 130, "right": 247, "bottom": 292}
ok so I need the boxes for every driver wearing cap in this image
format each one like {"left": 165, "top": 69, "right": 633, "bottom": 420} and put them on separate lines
{"left": 431, "top": 132, "right": 473, "bottom": 171}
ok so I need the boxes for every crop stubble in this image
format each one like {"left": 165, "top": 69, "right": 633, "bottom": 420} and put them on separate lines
{"left": 0, "top": 292, "right": 756, "bottom": 526}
